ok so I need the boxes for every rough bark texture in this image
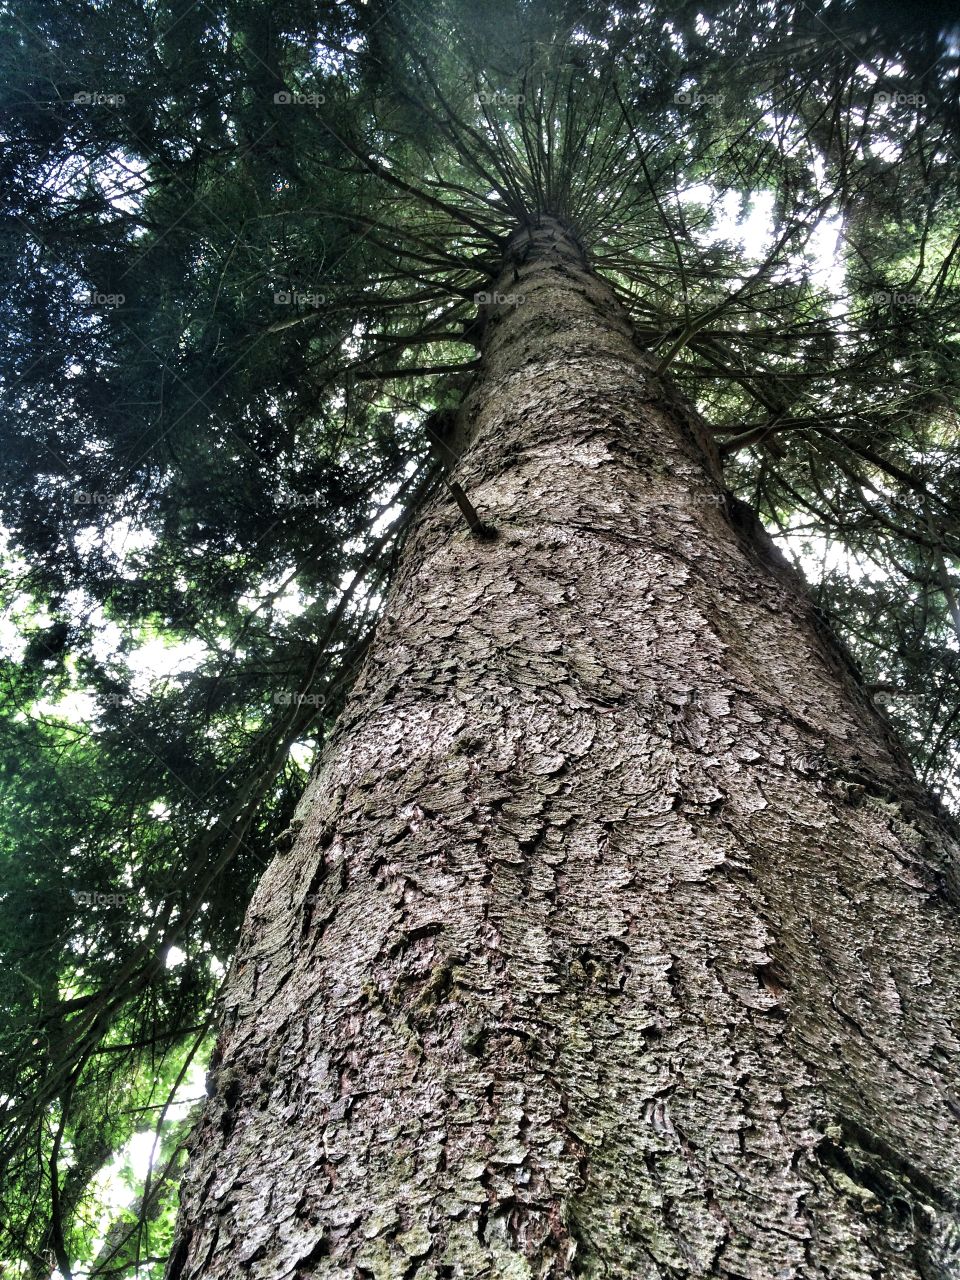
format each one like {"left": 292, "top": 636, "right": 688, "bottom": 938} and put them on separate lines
{"left": 168, "top": 217, "right": 960, "bottom": 1279}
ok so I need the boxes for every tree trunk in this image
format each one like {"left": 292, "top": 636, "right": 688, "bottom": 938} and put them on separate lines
{"left": 168, "top": 216, "right": 960, "bottom": 1279}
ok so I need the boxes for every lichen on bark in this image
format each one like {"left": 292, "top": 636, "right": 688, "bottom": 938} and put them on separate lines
{"left": 168, "top": 216, "right": 960, "bottom": 1280}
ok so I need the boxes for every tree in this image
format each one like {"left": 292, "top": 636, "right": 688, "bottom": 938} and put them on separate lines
{"left": 166, "top": 227, "right": 960, "bottom": 1277}
{"left": 1, "top": 0, "right": 960, "bottom": 1275}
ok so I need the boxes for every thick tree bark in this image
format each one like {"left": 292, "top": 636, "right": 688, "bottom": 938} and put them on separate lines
{"left": 168, "top": 217, "right": 960, "bottom": 1279}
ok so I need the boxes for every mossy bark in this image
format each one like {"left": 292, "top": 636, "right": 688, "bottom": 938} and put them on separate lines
{"left": 168, "top": 217, "right": 960, "bottom": 1279}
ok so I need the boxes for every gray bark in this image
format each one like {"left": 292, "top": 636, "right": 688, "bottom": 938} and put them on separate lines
{"left": 168, "top": 217, "right": 960, "bottom": 1279}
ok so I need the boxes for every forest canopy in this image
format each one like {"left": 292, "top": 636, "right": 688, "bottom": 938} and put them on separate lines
{"left": 1, "top": 0, "right": 959, "bottom": 1274}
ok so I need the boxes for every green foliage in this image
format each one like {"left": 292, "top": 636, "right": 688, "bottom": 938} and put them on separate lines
{"left": 1, "top": 0, "right": 959, "bottom": 1273}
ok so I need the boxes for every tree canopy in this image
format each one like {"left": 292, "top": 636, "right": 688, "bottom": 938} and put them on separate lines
{"left": 1, "top": 0, "right": 959, "bottom": 1273}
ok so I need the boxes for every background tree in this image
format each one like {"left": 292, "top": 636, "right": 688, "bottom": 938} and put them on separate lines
{"left": 1, "top": 0, "right": 959, "bottom": 1274}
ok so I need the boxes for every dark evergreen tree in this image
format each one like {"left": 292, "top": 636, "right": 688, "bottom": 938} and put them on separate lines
{"left": 1, "top": 0, "right": 959, "bottom": 1274}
